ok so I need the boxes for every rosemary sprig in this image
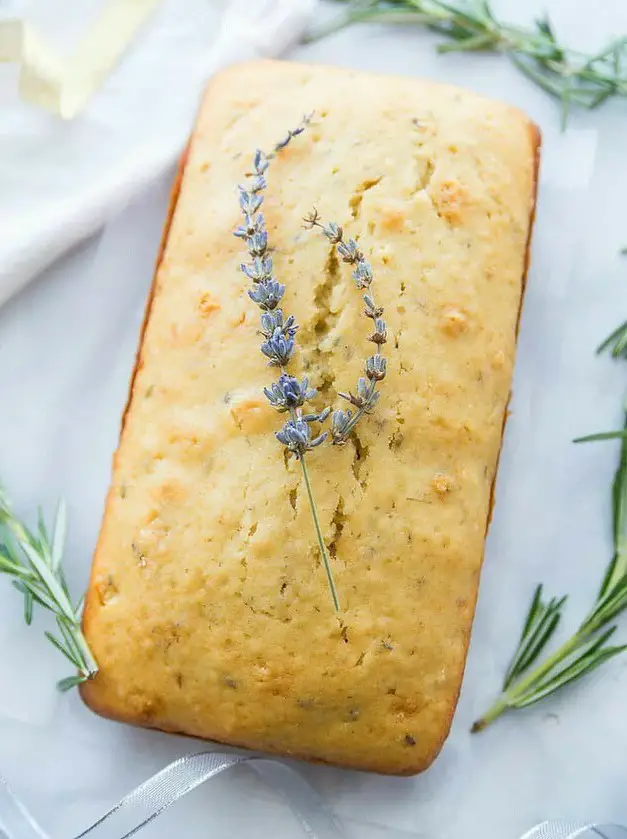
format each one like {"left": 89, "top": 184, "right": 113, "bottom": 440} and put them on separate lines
{"left": 305, "top": 1, "right": 627, "bottom": 122}
{"left": 0, "top": 489, "right": 98, "bottom": 690}
{"left": 472, "top": 323, "right": 627, "bottom": 732}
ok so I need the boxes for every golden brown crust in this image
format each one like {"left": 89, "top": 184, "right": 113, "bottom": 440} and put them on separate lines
{"left": 81, "top": 144, "right": 190, "bottom": 659}
{"left": 485, "top": 121, "right": 541, "bottom": 534}
{"left": 82, "top": 60, "right": 540, "bottom": 775}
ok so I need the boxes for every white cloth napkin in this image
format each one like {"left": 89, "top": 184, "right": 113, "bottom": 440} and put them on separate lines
{"left": 0, "top": 0, "right": 315, "bottom": 308}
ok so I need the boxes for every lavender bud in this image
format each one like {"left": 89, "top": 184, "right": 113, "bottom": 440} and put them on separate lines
{"left": 241, "top": 255, "right": 273, "bottom": 283}
{"left": 275, "top": 133, "right": 292, "bottom": 152}
{"left": 369, "top": 317, "right": 387, "bottom": 345}
{"left": 308, "top": 431, "right": 328, "bottom": 449}
{"left": 260, "top": 309, "right": 282, "bottom": 337}
{"left": 365, "top": 354, "right": 387, "bottom": 382}
{"left": 250, "top": 175, "right": 267, "bottom": 194}
{"left": 353, "top": 261, "right": 374, "bottom": 289}
{"left": 248, "top": 279, "right": 285, "bottom": 310}
{"left": 248, "top": 231, "right": 268, "bottom": 257}
{"left": 323, "top": 222, "right": 343, "bottom": 244}
{"left": 239, "top": 188, "right": 262, "bottom": 216}
{"left": 235, "top": 214, "right": 267, "bottom": 240}
{"left": 261, "top": 327, "right": 295, "bottom": 366}
{"left": 264, "top": 374, "right": 315, "bottom": 412}
{"left": 363, "top": 294, "right": 384, "bottom": 319}
{"left": 282, "top": 315, "right": 298, "bottom": 338}
{"left": 356, "top": 377, "right": 371, "bottom": 402}
{"left": 276, "top": 419, "right": 308, "bottom": 452}
{"left": 302, "top": 406, "right": 331, "bottom": 424}
{"left": 317, "top": 406, "right": 332, "bottom": 423}
{"left": 260, "top": 310, "right": 298, "bottom": 339}
{"left": 337, "top": 238, "right": 362, "bottom": 264}
{"left": 331, "top": 409, "right": 352, "bottom": 444}
{"left": 276, "top": 412, "right": 327, "bottom": 457}
{"left": 254, "top": 149, "right": 269, "bottom": 174}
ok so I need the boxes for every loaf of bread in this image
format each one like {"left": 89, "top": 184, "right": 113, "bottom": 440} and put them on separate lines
{"left": 81, "top": 60, "right": 539, "bottom": 775}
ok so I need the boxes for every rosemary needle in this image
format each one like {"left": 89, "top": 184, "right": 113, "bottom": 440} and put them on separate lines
{"left": 305, "top": 1, "right": 627, "bottom": 122}
{"left": 472, "top": 323, "right": 627, "bottom": 732}
{"left": 597, "top": 319, "right": 627, "bottom": 360}
{"left": 0, "top": 489, "right": 98, "bottom": 691}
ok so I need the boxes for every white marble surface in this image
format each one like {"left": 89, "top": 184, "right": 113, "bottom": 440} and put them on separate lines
{"left": 1, "top": 2, "right": 627, "bottom": 838}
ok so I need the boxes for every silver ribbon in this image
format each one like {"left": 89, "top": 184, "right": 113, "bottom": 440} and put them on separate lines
{"left": 0, "top": 775, "right": 46, "bottom": 839}
{"left": 1, "top": 750, "right": 626, "bottom": 839}
{"left": 521, "top": 824, "right": 627, "bottom": 839}
{"left": 0, "top": 751, "right": 346, "bottom": 839}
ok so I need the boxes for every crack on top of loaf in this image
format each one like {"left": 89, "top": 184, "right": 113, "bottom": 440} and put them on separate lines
{"left": 409, "top": 114, "right": 439, "bottom": 203}
{"left": 351, "top": 429, "right": 369, "bottom": 488}
{"left": 315, "top": 247, "right": 340, "bottom": 341}
{"left": 240, "top": 595, "right": 292, "bottom": 624}
{"left": 354, "top": 650, "right": 367, "bottom": 668}
{"left": 388, "top": 427, "right": 404, "bottom": 451}
{"left": 352, "top": 638, "right": 380, "bottom": 668}
{"left": 417, "top": 158, "right": 435, "bottom": 193}
{"left": 348, "top": 176, "right": 383, "bottom": 220}
{"left": 387, "top": 402, "right": 405, "bottom": 452}
{"left": 305, "top": 243, "right": 342, "bottom": 400}
{"left": 235, "top": 461, "right": 257, "bottom": 595}
{"left": 411, "top": 114, "right": 438, "bottom": 139}
{"left": 407, "top": 155, "right": 435, "bottom": 200}
{"left": 328, "top": 495, "right": 346, "bottom": 561}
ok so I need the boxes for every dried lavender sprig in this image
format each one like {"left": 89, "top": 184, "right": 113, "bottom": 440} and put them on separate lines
{"left": 234, "top": 117, "right": 341, "bottom": 613}
{"left": 303, "top": 209, "right": 388, "bottom": 445}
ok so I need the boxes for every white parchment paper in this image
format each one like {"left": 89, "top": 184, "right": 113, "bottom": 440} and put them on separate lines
{"left": 0, "top": 2, "right": 626, "bottom": 838}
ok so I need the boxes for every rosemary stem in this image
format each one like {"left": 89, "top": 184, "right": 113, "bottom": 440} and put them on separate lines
{"left": 603, "top": 545, "right": 627, "bottom": 600}
{"left": 470, "top": 695, "right": 508, "bottom": 733}
{"left": 471, "top": 630, "right": 585, "bottom": 732}
{"left": 300, "top": 7, "right": 364, "bottom": 42}
{"left": 2, "top": 515, "right": 29, "bottom": 549}
{"left": 298, "top": 455, "right": 340, "bottom": 613}
{"left": 73, "top": 624, "right": 99, "bottom": 678}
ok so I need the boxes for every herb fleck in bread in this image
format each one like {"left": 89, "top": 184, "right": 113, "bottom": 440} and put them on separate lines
{"left": 81, "top": 60, "right": 540, "bottom": 775}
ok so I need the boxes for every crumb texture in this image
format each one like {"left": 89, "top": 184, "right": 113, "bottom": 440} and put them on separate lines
{"left": 82, "top": 60, "right": 538, "bottom": 775}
